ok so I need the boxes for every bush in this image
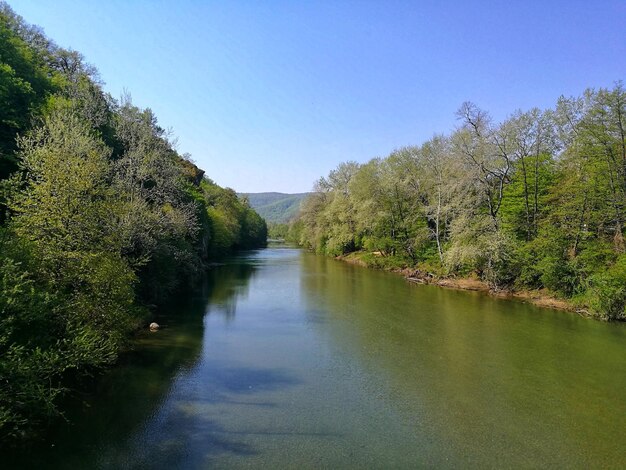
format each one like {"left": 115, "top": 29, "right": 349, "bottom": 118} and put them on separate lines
{"left": 585, "top": 255, "right": 626, "bottom": 320}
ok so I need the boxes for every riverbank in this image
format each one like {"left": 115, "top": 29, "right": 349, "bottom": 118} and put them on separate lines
{"left": 6, "top": 247, "right": 626, "bottom": 468}
{"left": 337, "top": 251, "right": 590, "bottom": 317}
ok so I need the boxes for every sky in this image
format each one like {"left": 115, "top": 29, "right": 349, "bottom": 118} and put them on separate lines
{"left": 7, "top": 0, "right": 626, "bottom": 193}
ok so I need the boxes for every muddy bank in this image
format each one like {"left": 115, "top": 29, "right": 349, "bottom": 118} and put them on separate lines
{"left": 336, "top": 252, "right": 589, "bottom": 317}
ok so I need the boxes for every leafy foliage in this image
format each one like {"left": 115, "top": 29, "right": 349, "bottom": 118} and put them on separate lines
{"left": 296, "top": 82, "right": 626, "bottom": 317}
{"left": 0, "top": 3, "right": 266, "bottom": 440}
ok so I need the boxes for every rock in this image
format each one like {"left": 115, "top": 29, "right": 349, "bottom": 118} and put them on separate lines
{"left": 149, "top": 322, "right": 160, "bottom": 331}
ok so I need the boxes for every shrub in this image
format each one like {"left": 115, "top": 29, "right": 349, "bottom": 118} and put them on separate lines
{"left": 585, "top": 255, "right": 626, "bottom": 320}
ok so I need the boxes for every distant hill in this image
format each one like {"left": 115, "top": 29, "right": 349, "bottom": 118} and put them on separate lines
{"left": 240, "top": 192, "right": 309, "bottom": 223}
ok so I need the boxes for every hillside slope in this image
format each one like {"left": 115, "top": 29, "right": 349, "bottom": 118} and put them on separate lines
{"left": 240, "top": 192, "right": 308, "bottom": 223}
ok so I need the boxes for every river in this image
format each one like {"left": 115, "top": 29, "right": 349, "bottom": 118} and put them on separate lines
{"left": 8, "top": 246, "right": 626, "bottom": 468}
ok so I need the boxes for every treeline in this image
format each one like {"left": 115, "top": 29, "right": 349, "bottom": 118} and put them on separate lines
{"left": 291, "top": 83, "right": 626, "bottom": 321}
{"left": 268, "top": 222, "right": 293, "bottom": 240}
{"left": 0, "top": 3, "right": 265, "bottom": 440}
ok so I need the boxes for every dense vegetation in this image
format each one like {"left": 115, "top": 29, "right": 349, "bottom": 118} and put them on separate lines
{"left": 290, "top": 83, "right": 626, "bottom": 321}
{"left": 0, "top": 3, "right": 265, "bottom": 441}
{"left": 240, "top": 192, "right": 308, "bottom": 224}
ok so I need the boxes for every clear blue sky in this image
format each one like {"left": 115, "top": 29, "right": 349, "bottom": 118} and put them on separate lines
{"left": 8, "top": 0, "right": 626, "bottom": 193}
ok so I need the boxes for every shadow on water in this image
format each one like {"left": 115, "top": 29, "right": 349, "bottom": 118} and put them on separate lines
{"left": 3, "top": 256, "right": 260, "bottom": 470}
{"left": 200, "top": 259, "right": 258, "bottom": 320}
{"left": 205, "top": 366, "right": 301, "bottom": 394}
{"left": 109, "top": 364, "right": 305, "bottom": 470}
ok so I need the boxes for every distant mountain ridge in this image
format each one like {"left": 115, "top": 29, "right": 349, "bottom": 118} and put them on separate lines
{"left": 240, "top": 192, "right": 309, "bottom": 223}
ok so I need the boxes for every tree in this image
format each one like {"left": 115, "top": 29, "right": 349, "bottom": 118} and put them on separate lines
{"left": 454, "top": 102, "right": 512, "bottom": 227}
{"left": 1, "top": 109, "right": 138, "bottom": 437}
{"left": 419, "top": 135, "right": 459, "bottom": 263}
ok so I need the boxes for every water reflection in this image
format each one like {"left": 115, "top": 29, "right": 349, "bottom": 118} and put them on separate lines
{"left": 7, "top": 247, "right": 626, "bottom": 469}
{"left": 92, "top": 363, "right": 302, "bottom": 469}
{"left": 202, "top": 260, "right": 258, "bottom": 319}
{"left": 4, "top": 256, "right": 259, "bottom": 470}
{"left": 299, "top": 252, "right": 626, "bottom": 468}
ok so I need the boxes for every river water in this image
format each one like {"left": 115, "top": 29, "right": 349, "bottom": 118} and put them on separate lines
{"left": 9, "top": 246, "right": 626, "bottom": 468}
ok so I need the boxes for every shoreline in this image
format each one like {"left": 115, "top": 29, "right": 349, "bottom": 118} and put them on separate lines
{"left": 336, "top": 252, "right": 591, "bottom": 318}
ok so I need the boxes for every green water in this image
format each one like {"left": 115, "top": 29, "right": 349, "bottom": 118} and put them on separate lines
{"left": 7, "top": 246, "right": 626, "bottom": 468}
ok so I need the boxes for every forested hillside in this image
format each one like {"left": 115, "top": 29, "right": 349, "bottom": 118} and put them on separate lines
{"left": 240, "top": 192, "right": 308, "bottom": 223}
{"left": 0, "top": 3, "right": 266, "bottom": 440}
{"left": 290, "top": 83, "right": 626, "bottom": 321}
